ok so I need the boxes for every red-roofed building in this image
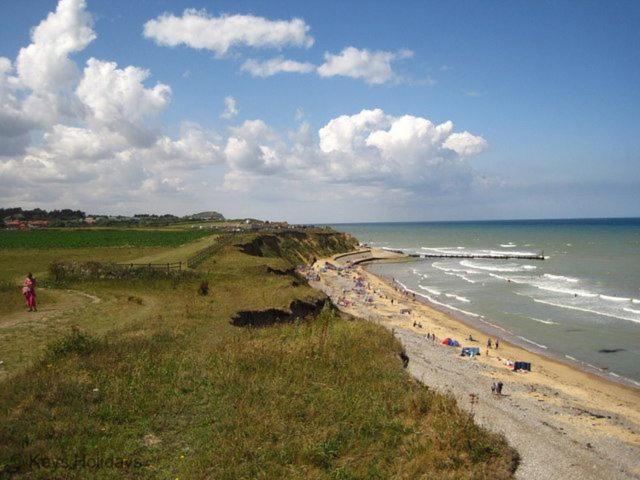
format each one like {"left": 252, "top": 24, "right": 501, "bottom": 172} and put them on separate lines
{"left": 6, "top": 220, "right": 27, "bottom": 229}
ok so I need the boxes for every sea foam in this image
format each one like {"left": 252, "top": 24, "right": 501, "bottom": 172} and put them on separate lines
{"left": 460, "top": 260, "right": 536, "bottom": 273}
{"left": 532, "top": 298, "right": 640, "bottom": 324}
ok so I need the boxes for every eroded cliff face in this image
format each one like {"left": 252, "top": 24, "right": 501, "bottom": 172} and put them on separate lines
{"left": 236, "top": 229, "right": 358, "bottom": 266}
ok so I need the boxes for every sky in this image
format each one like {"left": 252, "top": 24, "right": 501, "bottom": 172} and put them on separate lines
{"left": 0, "top": 0, "right": 638, "bottom": 223}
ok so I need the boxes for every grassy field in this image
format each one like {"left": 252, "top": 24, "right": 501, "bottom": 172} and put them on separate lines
{"left": 0, "top": 229, "right": 213, "bottom": 249}
{"left": 0, "top": 247, "right": 170, "bottom": 283}
{"left": 0, "top": 229, "right": 518, "bottom": 479}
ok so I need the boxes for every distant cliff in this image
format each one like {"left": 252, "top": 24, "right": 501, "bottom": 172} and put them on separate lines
{"left": 188, "top": 211, "right": 225, "bottom": 221}
{"left": 236, "top": 228, "right": 358, "bottom": 265}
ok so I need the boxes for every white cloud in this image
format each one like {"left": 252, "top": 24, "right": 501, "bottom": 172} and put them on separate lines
{"left": 143, "top": 9, "right": 314, "bottom": 57}
{"left": 223, "top": 109, "right": 488, "bottom": 195}
{"left": 443, "top": 131, "right": 489, "bottom": 157}
{"left": 0, "top": 57, "right": 38, "bottom": 154}
{"left": 318, "top": 110, "right": 487, "bottom": 190}
{"left": 241, "top": 56, "right": 315, "bottom": 77}
{"left": 0, "top": 0, "right": 95, "bottom": 147}
{"left": 319, "top": 108, "right": 390, "bottom": 154}
{"left": 220, "top": 96, "right": 238, "bottom": 119}
{"left": 16, "top": 0, "right": 95, "bottom": 94}
{"left": 0, "top": 1, "right": 225, "bottom": 211}
{"left": 0, "top": 0, "right": 493, "bottom": 218}
{"left": 77, "top": 58, "right": 171, "bottom": 125}
{"left": 151, "top": 123, "right": 224, "bottom": 168}
{"left": 224, "top": 120, "right": 290, "bottom": 174}
{"left": 317, "top": 47, "right": 413, "bottom": 84}
{"left": 43, "top": 125, "right": 128, "bottom": 160}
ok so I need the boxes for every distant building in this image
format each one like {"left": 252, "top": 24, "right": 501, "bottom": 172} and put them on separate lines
{"left": 6, "top": 220, "right": 26, "bottom": 229}
{"left": 27, "top": 220, "right": 49, "bottom": 229}
{"left": 84, "top": 217, "right": 96, "bottom": 225}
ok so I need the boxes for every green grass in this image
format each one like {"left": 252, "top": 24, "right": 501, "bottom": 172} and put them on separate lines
{"left": 0, "top": 247, "right": 169, "bottom": 282}
{"left": 0, "top": 229, "right": 214, "bottom": 249}
{"left": 0, "top": 231, "right": 518, "bottom": 479}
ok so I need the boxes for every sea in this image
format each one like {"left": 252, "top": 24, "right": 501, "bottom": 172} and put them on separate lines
{"left": 329, "top": 219, "right": 640, "bottom": 388}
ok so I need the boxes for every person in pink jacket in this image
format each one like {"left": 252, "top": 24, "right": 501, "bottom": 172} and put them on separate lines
{"left": 22, "top": 273, "right": 37, "bottom": 312}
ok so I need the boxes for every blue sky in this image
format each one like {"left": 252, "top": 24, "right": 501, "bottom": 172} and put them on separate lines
{"left": 0, "top": 0, "right": 638, "bottom": 222}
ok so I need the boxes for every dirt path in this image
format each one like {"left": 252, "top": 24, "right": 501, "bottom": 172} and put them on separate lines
{"left": 125, "top": 234, "right": 219, "bottom": 265}
{"left": 0, "top": 286, "right": 161, "bottom": 380}
{"left": 0, "top": 288, "right": 98, "bottom": 329}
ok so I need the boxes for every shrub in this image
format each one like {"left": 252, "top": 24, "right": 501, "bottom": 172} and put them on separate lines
{"left": 46, "top": 326, "right": 100, "bottom": 359}
{"left": 48, "top": 260, "right": 195, "bottom": 282}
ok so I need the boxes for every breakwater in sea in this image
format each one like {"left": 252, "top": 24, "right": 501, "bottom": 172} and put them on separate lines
{"left": 330, "top": 219, "right": 640, "bottom": 385}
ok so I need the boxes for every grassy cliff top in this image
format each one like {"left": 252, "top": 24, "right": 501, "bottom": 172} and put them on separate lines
{"left": 0, "top": 228, "right": 518, "bottom": 479}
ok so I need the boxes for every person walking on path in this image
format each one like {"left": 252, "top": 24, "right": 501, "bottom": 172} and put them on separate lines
{"left": 22, "top": 272, "right": 37, "bottom": 312}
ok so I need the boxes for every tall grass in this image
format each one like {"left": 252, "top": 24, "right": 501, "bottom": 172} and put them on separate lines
{"left": 0, "top": 229, "right": 213, "bottom": 249}
{"left": 0, "top": 231, "right": 518, "bottom": 479}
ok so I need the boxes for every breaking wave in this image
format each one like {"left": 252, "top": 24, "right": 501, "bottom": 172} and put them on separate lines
{"left": 531, "top": 298, "right": 640, "bottom": 324}
{"left": 527, "top": 316, "right": 558, "bottom": 325}
{"left": 460, "top": 260, "right": 537, "bottom": 272}
{"left": 543, "top": 273, "right": 579, "bottom": 283}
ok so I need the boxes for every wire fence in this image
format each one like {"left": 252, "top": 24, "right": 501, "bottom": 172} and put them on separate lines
{"left": 186, "top": 234, "right": 233, "bottom": 269}
{"left": 124, "top": 261, "right": 184, "bottom": 272}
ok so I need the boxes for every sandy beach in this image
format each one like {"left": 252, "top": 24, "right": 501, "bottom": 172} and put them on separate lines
{"left": 309, "top": 249, "right": 640, "bottom": 480}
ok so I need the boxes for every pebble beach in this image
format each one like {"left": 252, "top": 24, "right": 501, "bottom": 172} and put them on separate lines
{"left": 309, "top": 249, "right": 640, "bottom": 480}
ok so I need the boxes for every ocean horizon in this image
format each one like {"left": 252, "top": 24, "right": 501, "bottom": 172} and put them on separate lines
{"left": 329, "top": 217, "right": 640, "bottom": 387}
{"left": 328, "top": 216, "right": 640, "bottom": 226}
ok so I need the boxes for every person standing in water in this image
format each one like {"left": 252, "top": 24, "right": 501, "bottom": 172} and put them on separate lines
{"left": 22, "top": 272, "right": 37, "bottom": 312}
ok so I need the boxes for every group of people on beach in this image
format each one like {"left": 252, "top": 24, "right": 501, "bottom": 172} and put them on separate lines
{"left": 322, "top": 262, "right": 511, "bottom": 397}
{"left": 22, "top": 272, "right": 37, "bottom": 312}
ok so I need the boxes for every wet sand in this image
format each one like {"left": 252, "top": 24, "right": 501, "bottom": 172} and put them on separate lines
{"left": 310, "top": 250, "right": 640, "bottom": 480}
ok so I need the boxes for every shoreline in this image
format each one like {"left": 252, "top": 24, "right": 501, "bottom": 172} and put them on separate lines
{"left": 367, "top": 265, "right": 640, "bottom": 392}
{"left": 310, "top": 250, "right": 640, "bottom": 479}
{"left": 362, "top": 259, "right": 640, "bottom": 401}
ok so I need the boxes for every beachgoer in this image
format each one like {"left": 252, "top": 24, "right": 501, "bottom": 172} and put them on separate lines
{"left": 495, "top": 339, "right": 499, "bottom": 349}
{"left": 497, "top": 381, "right": 504, "bottom": 395}
{"left": 491, "top": 382, "right": 496, "bottom": 394}
{"left": 487, "top": 338, "right": 492, "bottom": 349}
{"left": 22, "top": 273, "right": 37, "bottom": 312}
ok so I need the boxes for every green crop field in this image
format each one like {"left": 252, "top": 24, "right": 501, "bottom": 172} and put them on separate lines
{"left": 0, "top": 229, "right": 213, "bottom": 249}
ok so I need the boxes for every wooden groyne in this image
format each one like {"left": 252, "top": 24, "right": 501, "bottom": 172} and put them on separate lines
{"left": 383, "top": 249, "right": 545, "bottom": 261}
{"left": 412, "top": 253, "right": 544, "bottom": 260}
